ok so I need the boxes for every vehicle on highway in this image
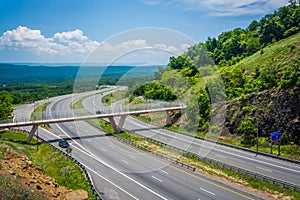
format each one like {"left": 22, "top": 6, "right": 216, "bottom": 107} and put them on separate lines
{"left": 96, "top": 110, "right": 101, "bottom": 114}
{"left": 58, "top": 139, "right": 69, "bottom": 148}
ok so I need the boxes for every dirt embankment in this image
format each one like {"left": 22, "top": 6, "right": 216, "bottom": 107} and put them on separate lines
{"left": 0, "top": 145, "right": 88, "bottom": 200}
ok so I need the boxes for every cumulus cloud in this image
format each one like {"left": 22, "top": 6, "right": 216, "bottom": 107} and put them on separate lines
{"left": 84, "top": 39, "right": 190, "bottom": 65}
{"left": 144, "top": 0, "right": 289, "bottom": 16}
{"left": 97, "top": 40, "right": 188, "bottom": 57}
{"left": 0, "top": 26, "right": 99, "bottom": 55}
{"left": 0, "top": 26, "right": 65, "bottom": 54}
{"left": 0, "top": 26, "right": 190, "bottom": 63}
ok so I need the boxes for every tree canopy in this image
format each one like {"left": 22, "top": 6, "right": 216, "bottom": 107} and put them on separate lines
{"left": 203, "top": 1, "right": 300, "bottom": 66}
{"left": 0, "top": 90, "right": 13, "bottom": 120}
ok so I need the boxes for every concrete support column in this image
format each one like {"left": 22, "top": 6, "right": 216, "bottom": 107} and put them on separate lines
{"left": 27, "top": 124, "right": 38, "bottom": 143}
{"left": 118, "top": 115, "right": 127, "bottom": 130}
{"left": 108, "top": 117, "right": 120, "bottom": 133}
{"left": 164, "top": 111, "right": 172, "bottom": 125}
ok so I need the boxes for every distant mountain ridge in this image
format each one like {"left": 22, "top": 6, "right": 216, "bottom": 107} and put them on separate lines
{"left": 0, "top": 63, "right": 159, "bottom": 84}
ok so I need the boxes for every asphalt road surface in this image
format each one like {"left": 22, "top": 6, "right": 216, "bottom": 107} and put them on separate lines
{"left": 81, "top": 91, "right": 300, "bottom": 188}
{"left": 13, "top": 88, "right": 259, "bottom": 200}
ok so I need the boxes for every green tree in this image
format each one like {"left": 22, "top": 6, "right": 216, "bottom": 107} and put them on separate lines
{"left": 260, "top": 15, "right": 285, "bottom": 44}
{"left": 0, "top": 90, "right": 13, "bottom": 120}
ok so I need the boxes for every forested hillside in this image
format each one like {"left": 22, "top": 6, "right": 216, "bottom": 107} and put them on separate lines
{"left": 132, "top": 1, "right": 300, "bottom": 148}
{"left": 203, "top": 0, "right": 300, "bottom": 67}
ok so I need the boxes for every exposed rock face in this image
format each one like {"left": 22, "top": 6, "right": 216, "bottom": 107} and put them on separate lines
{"left": 0, "top": 149, "right": 88, "bottom": 200}
{"left": 223, "top": 87, "right": 300, "bottom": 144}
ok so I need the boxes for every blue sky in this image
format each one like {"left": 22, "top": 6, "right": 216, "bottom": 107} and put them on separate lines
{"left": 0, "top": 0, "right": 289, "bottom": 64}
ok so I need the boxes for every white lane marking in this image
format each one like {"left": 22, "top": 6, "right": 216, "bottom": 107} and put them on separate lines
{"left": 152, "top": 176, "right": 163, "bottom": 183}
{"left": 131, "top": 120, "right": 300, "bottom": 174}
{"left": 215, "top": 154, "right": 226, "bottom": 159}
{"left": 101, "top": 148, "right": 107, "bottom": 152}
{"left": 122, "top": 160, "right": 130, "bottom": 165}
{"left": 129, "top": 154, "right": 136, "bottom": 159}
{"left": 159, "top": 169, "right": 168, "bottom": 174}
{"left": 257, "top": 167, "right": 272, "bottom": 172}
{"left": 43, "top": 126, "right": 139, "bottom": 200}
{"left": 44, "top": 126, "right": 167, "bottom": 200}
{"left": 48, "top": 106, "right": 168, "bottom": 200}
{"left": 200, "top": 188, "right": 215, "bottom": 196}
{"left": 84, "top": 165, "right": 139, "bottom": 200}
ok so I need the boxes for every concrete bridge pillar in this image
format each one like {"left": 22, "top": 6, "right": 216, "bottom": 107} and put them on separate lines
{"left": 118, "top": 115, "right": 127, "bottom": 131}
{"left": 164, "top": 111, "right": 172, "bottom": 125}
{"left": 108, "top": 115, "right": 128, "bottom": 134}
{"left": 27, "top": 124, "right": 38, "bottom": 143}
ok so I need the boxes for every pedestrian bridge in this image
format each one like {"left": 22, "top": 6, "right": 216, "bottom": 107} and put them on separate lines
{"left": 0, "top": 106, "right": 186, "bottom": 143}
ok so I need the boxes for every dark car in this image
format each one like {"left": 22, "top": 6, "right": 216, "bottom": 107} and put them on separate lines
{"left": 58, "top": 139, "right": 69, "bottom": 148}
{"left": 96, "top": 110, "right": 101, "bottom": 114}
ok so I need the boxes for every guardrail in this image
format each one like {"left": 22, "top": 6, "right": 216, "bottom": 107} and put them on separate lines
{"left": 113, "top": 134, "right": 196, "bottom": 172}
{"left": 167, "top": 127, "right": 300, "bottom": 165}
{"left": 17, "top": 129, "right": 103, "bottom": 200}
{"left": 132, "top": 116, "right": 300, "bottom": 165}
{"left": 122, "top": 128, "right": 300, "bottom": 191}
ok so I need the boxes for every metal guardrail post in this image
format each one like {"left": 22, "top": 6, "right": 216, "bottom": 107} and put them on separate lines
{"left": 123, "top": 128, "right": 300, "bottom": 191}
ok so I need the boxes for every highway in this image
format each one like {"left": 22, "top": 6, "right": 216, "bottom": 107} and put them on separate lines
{"left": 81, "top": 91, "right": 300, "bottom": 188}
{"left": 13, "top": 88, "right": 258, "bottom": 200}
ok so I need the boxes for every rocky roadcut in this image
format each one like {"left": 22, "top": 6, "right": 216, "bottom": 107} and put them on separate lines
{"left": 0, "top": 148, "right": 88, "bottom": 200}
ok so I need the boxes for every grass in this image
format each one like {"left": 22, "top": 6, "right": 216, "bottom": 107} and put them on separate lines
{"left": 134, "top": 114, "right": 300, "bottom": 161}
{"left": 29, "top": 143, "right": 93, "bottom": 192}
{"left": 235, "top": 33, "right": 300, "bottom": 75}
{"left": 102, "top": 90, "right": 127, "bottom": 106}
{"left": 0, "top": 130, "right": 97, "bottom": 199}
{"left": 117, "top": 132, "right": 300, "bottom": 200}
{"left": 0, "top": 175, "right": 39, "bottom": 200}
{"left": 68, "top": 87, "right": 300, "bottom": 198}
{"left": 71, "top": 93, "right": 300, "bottom": 199}
{"left": 129, "top": 97, "right": 146, "bottom": 104}
{"left": 31, "top": 103, "right": 49, "bottom": 129}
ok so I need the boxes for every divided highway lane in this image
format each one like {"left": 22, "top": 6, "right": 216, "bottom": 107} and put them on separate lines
{"left": 46, "top": 91, "right": 256, "bottom": 200}
{"left": 83, "top": 93, "right": 300, "bottom": 187}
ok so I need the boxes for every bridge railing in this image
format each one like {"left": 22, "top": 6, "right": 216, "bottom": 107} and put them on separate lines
{"left": 1, "top": 102, "right": 185, "bottom": 125}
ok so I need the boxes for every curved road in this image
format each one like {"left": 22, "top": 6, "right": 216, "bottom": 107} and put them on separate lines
{"left": 14, "top": 88, "right": 258, "bottom": 200}
{"left": 82, "top": 91, "right": 300, "bottom": 187}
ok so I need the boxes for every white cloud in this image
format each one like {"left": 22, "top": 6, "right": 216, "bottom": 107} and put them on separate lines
{"left": 144, "top": 0, "right": 289, "bottom": 16}
{"left": 53, "top": 29, "right": 100, "bottom": 54}
{"left": 0, "top": 26, "right": 100, "bottom": 55}
{"left": 0, "top": 26, "right": 191, "bottom": 63}
{"left": 0, "top": 26, "right": 65, "bottom": 54}
{"left": 84, "top": 39, "right": 190, "bottom": 64}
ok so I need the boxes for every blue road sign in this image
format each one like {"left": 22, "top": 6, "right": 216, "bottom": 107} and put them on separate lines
{"left": 271, "top": 131, "right": 281, "bottom": 142}
{"left": 105, "top": 98, "right": 109, "bottom": 103}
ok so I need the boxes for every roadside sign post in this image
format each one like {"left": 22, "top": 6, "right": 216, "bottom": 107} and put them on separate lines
{"left": 271, "top": 131, "right": 281, "bottom": 155}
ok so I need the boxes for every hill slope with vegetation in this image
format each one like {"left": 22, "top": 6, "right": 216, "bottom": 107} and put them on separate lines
{"left": 129, "top": 1, "right": 300, "bottom": 157}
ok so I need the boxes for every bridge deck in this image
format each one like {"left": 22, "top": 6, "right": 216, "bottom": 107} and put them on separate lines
{"left": 0, "top": 106, "right": 185, "bottom": 128}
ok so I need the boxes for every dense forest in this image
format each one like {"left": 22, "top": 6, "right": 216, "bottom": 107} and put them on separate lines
{"left": 130, "top": 1, "right": 300, "bottom": 145}
{"left": 204, "top": 0, "right": 300, "bottom": 67}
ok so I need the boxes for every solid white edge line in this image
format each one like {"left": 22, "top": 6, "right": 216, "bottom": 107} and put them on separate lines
{"left": 43, "top": 128, "right": 139, "bottom": 200}
{"left": 130, "top": 120, "right": 300, "bottom": 174}
{"left": 48, "top": 99, "right": 169, "bottom": 200}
